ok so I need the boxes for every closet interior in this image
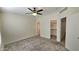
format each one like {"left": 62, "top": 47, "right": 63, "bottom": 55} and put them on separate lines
{"left": 50, "top": 20, "right": 57, "bottom": 41}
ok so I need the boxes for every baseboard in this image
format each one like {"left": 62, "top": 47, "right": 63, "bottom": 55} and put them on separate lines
{"left": 4, "top": 34, "right": 37, "bottom": 45}
{"left": 40, "top": 35, "right": 50, "bottom": 39}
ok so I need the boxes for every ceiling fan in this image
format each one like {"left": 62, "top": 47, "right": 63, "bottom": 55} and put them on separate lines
{"left": 25, "top": 7, "right": 43, "bottom": 16}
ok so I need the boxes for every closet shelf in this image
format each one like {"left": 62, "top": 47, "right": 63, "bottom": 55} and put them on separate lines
{"left": 50, "top": 20, "right": 57, "bottom": 38}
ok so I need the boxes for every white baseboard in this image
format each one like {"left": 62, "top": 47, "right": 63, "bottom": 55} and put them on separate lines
{"left": 4, "top": 34, "right": 37, "bottom": 45}
{"left": 40, "top": 35, "right": 50, "bottom": 39}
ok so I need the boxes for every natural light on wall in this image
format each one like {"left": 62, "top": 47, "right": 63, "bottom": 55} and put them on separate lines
{"left": 0, "top": 32, "right": 1, "bottom": 49}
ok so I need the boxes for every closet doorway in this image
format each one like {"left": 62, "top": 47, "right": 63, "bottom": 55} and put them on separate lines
{"left": 60, "top": 17, "right": 66, "bottom": 47}
{"left": 50, "top": 20, "right": 57, "bottom": 41}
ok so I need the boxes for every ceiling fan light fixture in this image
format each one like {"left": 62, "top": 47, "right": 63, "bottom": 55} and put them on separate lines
{"left": 32, "top": 13, "right": 37, "bottom": 16}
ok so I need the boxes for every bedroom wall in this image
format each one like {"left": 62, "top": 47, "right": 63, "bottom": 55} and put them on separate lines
{"left": 1, "top": 13, "right": 36, "bottom": 45}
{"left": 0, "top": 14, "right": 3, "bottom": 50}
{"left": 54, "top": 7, "right": 79, "bottom": 49}
{"left": 51, "top": 7, "right": 79, "bottom": 43}
{"left": 59, "top": 7, "right": 79, "bottom": 49}
{"left": 0, "top": 14, "right": 2, "bottom": 50}
{"left": 37, "top": 13, "right": 57, "bottom": 39}
{"left": 37, "top": 7, "right": 79, "bottom": 44}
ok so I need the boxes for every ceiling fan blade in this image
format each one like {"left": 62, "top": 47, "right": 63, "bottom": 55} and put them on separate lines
{"left": 37, "top": 9, "right": 43, "bottom": 12}
{"left": 28, "top": 8, "right": 33, "bottom": 12}
{"left": 37, "top": 13, "right": 42, "bottom": 15}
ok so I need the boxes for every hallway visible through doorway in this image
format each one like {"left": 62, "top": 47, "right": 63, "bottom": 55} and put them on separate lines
{"left": 60, "top": 17, "right": 66, "bottom": 47}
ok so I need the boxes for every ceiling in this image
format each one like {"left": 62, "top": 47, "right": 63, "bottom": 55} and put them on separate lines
{"left": 0, "top": 7, "right": 62, "bottom": 15}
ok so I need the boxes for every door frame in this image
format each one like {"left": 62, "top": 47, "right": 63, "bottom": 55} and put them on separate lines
{"left": 60, "top": 17, "right": 66, "bottom": 47}
{"left": 36, "top": 20, "right": 40, "bottom": 36}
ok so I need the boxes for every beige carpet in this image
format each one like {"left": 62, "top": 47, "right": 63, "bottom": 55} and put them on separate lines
{"left": 4, "top": 36, "right": 68, "bottom": 51}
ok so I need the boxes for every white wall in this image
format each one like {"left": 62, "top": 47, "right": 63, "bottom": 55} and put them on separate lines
{"left": 0, "top": 14, "right": 1, "bottom": 31}
{"left": 0, "top": 14, "right": 3, "bottom": 50}
{"left": 51, "top": 7, "right": 79, "bottom": 43}
{"left": 56, "top": 14, "right": 61, "bottom": 42}
{"left": 37, "top": 13, "right": 57, "bottom": 39}
{"left": 1, "top": 13, "right": 36, "bottom": 45}
{"left": 38, "top": 12, "right": 61, "bottom": 43}
{"left": 58, "top": 7, "right": 79, "bottom": 48}
{"left": 0, "top": 14, "right": 2, "bottom": 50}
{"left": 38, "top": 15, "right": 50, "bottom": 39}
{"left": 38, "top": 7, "right": 79, "bottom": 45}
{"left": 66, "top": 13, "right": 79, "bottom": 50}
{"left": 1, "top": 7, "right": 79, "bottom": 50}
